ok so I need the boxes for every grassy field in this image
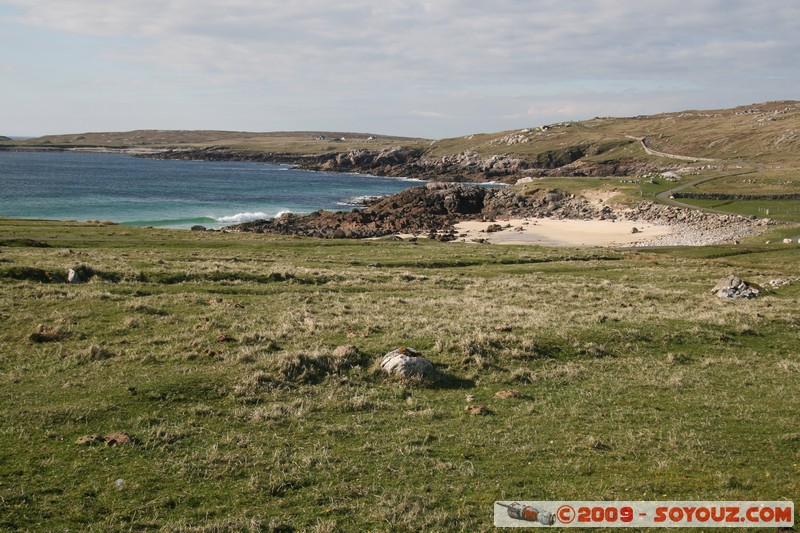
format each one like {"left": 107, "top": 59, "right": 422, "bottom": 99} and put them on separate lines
{"left": 1, "top": 218, "right": 798, "bottom": 531}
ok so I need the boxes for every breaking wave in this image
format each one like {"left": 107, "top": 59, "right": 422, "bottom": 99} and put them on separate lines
{"left": 216, "top": 211, "right": 289, "bottom": 224}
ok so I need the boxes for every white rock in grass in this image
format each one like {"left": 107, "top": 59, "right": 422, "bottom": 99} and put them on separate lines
{"left": 712, "top": 275, "right": 759, "bottom": 299}
{"left": 380, "top": 347, "right": 434, "bottom": 377}
{"left": 67, "top": 268, "right": 81, "bottom": 283}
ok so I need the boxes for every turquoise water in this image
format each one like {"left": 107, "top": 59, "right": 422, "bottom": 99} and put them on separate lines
{"left": 0, "top": 151, "right": 424, "bottom": 228}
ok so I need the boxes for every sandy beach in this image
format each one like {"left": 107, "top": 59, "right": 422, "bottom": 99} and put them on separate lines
{"left": 451, "top": 217, "right": 673, "bottom": 247}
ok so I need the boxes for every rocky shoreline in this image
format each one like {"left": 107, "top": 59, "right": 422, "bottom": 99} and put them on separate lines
{"left": 229, "top": 183, "right": 769, "bottom": 246}
{"left": 138, "top": 144, "right": 663, "bottom": 183}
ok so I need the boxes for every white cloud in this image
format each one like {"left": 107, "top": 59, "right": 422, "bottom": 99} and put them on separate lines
{"left": 3, "top": 0, "right": 799, "bottom": 136}
{"left": 407, "top": 110, "right": 450, "bottom": 119}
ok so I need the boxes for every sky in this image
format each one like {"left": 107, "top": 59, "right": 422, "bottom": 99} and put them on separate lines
{"left": 1, "top": 0, "right": 798, "bottom": 138}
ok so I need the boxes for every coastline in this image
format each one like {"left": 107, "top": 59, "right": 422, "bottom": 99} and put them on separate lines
{"left": 1, "top": 148, "right": 776, "bottom": 246}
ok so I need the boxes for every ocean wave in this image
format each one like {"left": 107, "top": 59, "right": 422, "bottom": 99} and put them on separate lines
{"left": 216, "top": 211, "right": 277, "bottom": 224}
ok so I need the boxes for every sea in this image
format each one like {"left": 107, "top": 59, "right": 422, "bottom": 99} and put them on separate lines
{"left": 0, "top": 151, "right": 425, "bottom": 229}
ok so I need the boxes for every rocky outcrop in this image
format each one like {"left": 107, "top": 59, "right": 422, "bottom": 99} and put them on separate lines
{"left": 229, "top": 183, "right": 607, "bottom": 238}
{"left": 712, "top": 275, "right": 760, "bottom": 299}
{"left": 230, "top": 182, "right": 766, "bottom": 246}
{"left": 314, "top": 146, "right": 423, "bottom": 176}
{"left": 138, "top": 143, "right": 654, "bottom": 183}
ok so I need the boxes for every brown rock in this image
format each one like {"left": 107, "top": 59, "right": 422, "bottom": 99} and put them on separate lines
{"left": 464, "top": 405, "right": 489, "bottom": 415}
{"left": 75, "top": 432, "right": 136, "bottom": 446}
{"left": 494, "top": 389, "right": 522, "bottom": 399}
{"left": 216, "top": 333, "right": 235, "bottom": 343}
{"left": 75, "top": 434, "right": 106, "bottom": 445}
{"left": 104, "top": 432, "right": 135, "bottom": 446}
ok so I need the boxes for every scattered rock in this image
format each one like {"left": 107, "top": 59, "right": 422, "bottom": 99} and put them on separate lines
{"left": 631, "top": 227, "right": 640, "bottom": 234}
{"left": 465, "top": 394, "right": 476, "bottom": 402}
{"left": 712, "top": 275, "right": 760, "bottom": 299}
{"left": 464, "top": 405, "right": 489, "bottom": 415}
{"left": 191, "top": 225, "right": 207, "bottom": 231}
{"left": 494, "top": 389, "right": 522, "bottom": 399}
{"left": 67, "top": 268, "right": 81, "bottom": 283}
{"left": 75, "top": 432, "right": 137, "bottom": 447}
{"left": 380, "top": 347, "right": 434, "bottom": 377}
{"left": 486, "top": 223, "right": 504, "bottom": 233}
{"left": 216, "top": 334, "right": 235, "bottom": 343}
{"left": 368, "top": 262, "right": 383, "bottom": 268}
{"left": 105, "top": 432, "right": 136, "bottom": 446}
{"left": 75, "top": 434, "right": 106, "bottom": 446}
{"left": 783, "top": 238, "right": 795, "bottom": 244}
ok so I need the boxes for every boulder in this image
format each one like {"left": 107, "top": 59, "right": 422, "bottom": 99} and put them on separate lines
{"left": 67, "top": 268, "right": 81, "bottom": 283}
{"left": 75, "top": 434, "right": 106, "bottom": 445}
{"left": 380, "top": 347, "right": 434, "bottom": 377}
{"left": 711, "top": 275, "right": 760, "bottom": 299}
{"left": 105, "top": 432, "right": 136, "bottom": 446}
{"left": 191, "top": 225, "right": 207, "bottom": 231}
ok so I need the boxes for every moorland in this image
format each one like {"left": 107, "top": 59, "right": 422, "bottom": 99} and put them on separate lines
{"left": 1, "top": 101, "right": 799, "bottom": 531}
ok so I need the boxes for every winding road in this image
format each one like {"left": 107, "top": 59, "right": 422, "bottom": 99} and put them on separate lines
{"left": 626, "top": 135, "right": 758, "bottom": 213}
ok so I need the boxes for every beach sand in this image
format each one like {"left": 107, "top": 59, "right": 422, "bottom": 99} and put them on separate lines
{"left": 451, "top": 217, "right": 673, "bottom": 247}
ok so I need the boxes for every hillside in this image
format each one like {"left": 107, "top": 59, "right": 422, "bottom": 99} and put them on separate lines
{"left": 4, "top": 101, "right": 799, "bottom": 220}
{"left": 8, "top": 101, "right": 799, "bottom": 167}
{"left": 429, "top": 100, "right": 800, "bottom": 164}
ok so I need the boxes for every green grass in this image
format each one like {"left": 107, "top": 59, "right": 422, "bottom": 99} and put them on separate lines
{"left": 689, "top": 169, "right": 800, "bottom": 195}
{"left": 1, "top": 219, "right": 798, "bottom": 531}
{"left": 675, "top": 197, "right": 800, "bottom": 222}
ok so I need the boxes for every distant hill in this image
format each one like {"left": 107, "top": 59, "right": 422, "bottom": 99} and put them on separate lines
{"left": 14, "top": 101, "right": 800, "bottom": 167}
{"left": 425, "top": 100, "right": 800, "bottom": 166}
{"left": 0, "top": 136, "right": 12, "bottom": 142}
{"left": 9, "top": 100, "right": 800, "bottom": 192}
{"left": 16, "top": 130, "right": 428, "bottom": 155}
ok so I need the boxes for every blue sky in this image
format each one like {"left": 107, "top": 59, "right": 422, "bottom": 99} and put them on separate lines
{"left": 1, "top": 0, "right": 798, "bottom": 138}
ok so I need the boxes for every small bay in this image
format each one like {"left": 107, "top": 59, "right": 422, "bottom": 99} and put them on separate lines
{"left": 0, "top": 151, "right": 422, "bottom": 228}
